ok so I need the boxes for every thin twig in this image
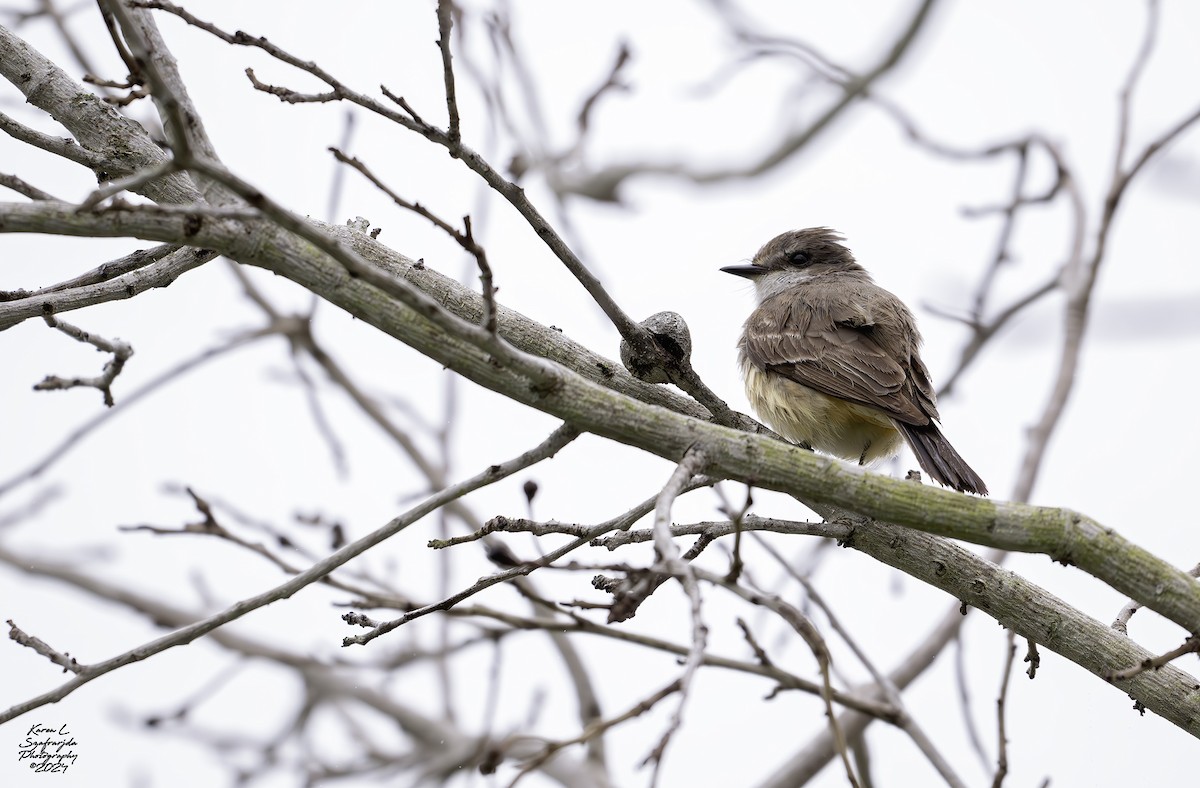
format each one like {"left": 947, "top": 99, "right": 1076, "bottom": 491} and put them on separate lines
{"left": 953, "top": 636, "right": 992, "bottom": 772}
{"left": 0, "top": 330, "right": 260, "bottom": 497}
{"left": 430, "top": 477, "right": 719, "bottom": 550}
{"left": 345, "top": 528, "right": 595, "bottom": 647}
{"left": 244, "top": 66, "right": 340, "bottom": 103}
{"left": 436, "top": 0, "right": 461, "bottom": 143}
{"left": 544, "top": 0, "right": 938, "bottom": 187}
{"left": 463, "top": 215, "right": 496, "bottom": 332}
{"left": 1114, "top": 561, "right": 1200, "bottom": 633}
{"left": 6, "top": 619, "right": 82, "bottom": 674}
{"left": 0, "top": 172, "right": 59, "bottom": 201}
{"left": 698, "top": 569, "right": 859, "bottom": 788}
{"left": 935, "top": 274, "right": 1061, "bottom": 398}
{"left": 991, "top": 631, "right": 1018, "bottom": 788}
{"left": 328, "top": 148, "right": 499, "bottom": 332}
{"left": 451, "top": 603, "right": 898, "bottom": 719}
{"left": 714, "top": 483, "right": 752, "bottom": 582}
{"left": 77, "top": 159, "right": 181, "bottom": 209}
{"left": 0, "top": 110, "right": 112, "bottom": 170}
{"left": 33, "top": 312, "right": 134, "bottom": 407}
{"left": 118, "top": 487, "right": 391, "bottom": 602}
{"left": 575, "top": 42, "right": 631, "bottom": 138}
{"left": 1105, "top": 635, "right": 1200, "bottom": 682}
{"left": 507, "top": 680, "right": 682, "bottom": 787}
{"left": 642, "top": 447, "right": 709, "bottom": 785}
{"left": 752, "top": 534, "right": 966, "bottom": 788}
{"left": 326, "top": 110, "right": 356, "bottom": 222}
{"left": 1, "top": 244, "right": 176, "bottom": 301}
{"left": 99, "top": 0, "right": 192, "bottom": 158}
{"left": 0, "top": 486, "right": 62, "bottom": 530}
{"left": 1113, "top": 0, "right": 1160, "bottom": 180}
{"left": 1025, "top": 639, "right": 1040, "bottom": 680}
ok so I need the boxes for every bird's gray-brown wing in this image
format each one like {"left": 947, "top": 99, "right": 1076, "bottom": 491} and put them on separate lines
{"left": 742, "top": 285, "right": 934, "bottom": 426}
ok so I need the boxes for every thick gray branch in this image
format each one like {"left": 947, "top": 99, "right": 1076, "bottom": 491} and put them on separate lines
{"left": 0, "top": 24, "right": 201, "bottom": 204}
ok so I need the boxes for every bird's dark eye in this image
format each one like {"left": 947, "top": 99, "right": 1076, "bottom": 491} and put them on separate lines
{"left": 787, "top": 249, "right": 812, "bottom": 266}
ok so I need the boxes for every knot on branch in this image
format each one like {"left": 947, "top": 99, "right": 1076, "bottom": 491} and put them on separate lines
{"left": 619, "top": 311, "right": 692, "bottom": 384}
{"left": 593, "top": 567, "right": 669, "bottom": 624}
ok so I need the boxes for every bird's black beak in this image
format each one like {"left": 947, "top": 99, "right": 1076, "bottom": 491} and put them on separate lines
{"left": 720, "top": 264, "right": 761, "bottom": 279}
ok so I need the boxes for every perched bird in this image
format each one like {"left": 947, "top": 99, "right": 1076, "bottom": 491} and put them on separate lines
{"left": 722, "top": 228, "right": 987, "bottom": 495}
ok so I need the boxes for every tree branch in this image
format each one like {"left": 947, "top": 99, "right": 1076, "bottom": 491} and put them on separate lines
{"left": 3, "top": 199, "right": 1199, "bottom": 649}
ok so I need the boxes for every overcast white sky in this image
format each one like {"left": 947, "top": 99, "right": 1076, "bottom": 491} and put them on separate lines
{"left": 3, "top": 1, "right": 1200, "bottom": 786}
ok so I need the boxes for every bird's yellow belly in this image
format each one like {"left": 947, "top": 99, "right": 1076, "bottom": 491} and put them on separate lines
{"left": 741, "top": 359, "right": 903, "bottom": 465}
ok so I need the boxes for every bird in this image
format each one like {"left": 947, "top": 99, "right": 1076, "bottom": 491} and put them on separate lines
{"left": 721, "top": 228, "right": 987, "bottom": 495}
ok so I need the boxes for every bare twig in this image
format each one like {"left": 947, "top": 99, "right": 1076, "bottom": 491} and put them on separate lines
{"left": 953, "top": 636, "right": 992, "bottom": 773}
{"left": 95, "top": 0, "right": 141, "bottom": 88}
{"left": 1113, "top": 0, "right": 1160, "bottom": 179}
{"left": 0, "top": 330, "right": 259, "bottom": 496}
{"left": 0, "top": 486, "right": 62, "bottom": 529}
{"left": 33, "top": 312, "right": 134, "bottom": 406}
{"left": 736, "top": 617, "right": 773, "bottom": 668}
{"left": 118, "top": 487, "right": 395, "bottom": 602}
{"left": 992, "top": 631, "right": 1018, "bottom": 788}
{"left": 0, "top": 242, "right": 217, "bottom": 331}
{"left": 1, "top": 244, "right": 175, "bottom": 303}
{"left": 1105, "top": 635, "right": 1200, "bottom": 682}
{"left": 752, "top": 534, "right": 966, "bottom": 788}
{"left": 284, "top": 345, "right": 348, "bottom": 475}
{"left": 326, "top": 110, "right": 357, "bottom": 222}
{"left": 958, "top": 140, "right": 1063, "bottom": 319}
{"left": 1114, "top": 561, "right": 1200, "bottom": 633}
{"left": 508, "top": 680, "right": 681, "bottom": 787}
{"left": 452, "top": 603, "right": 898, "bottom": 719}
{"left": 1025, "top": 639, "right": 1040, "bottom": 680}
{"left": 0, "top": 110, "right": 112, "bottom": 171}
{"left": 6, "top": 619, "right": 82, "bottom": 674}
{"left": 244, "top": 66, "right": 340, "bottom": 103}
{"left": 699, "top": 569, "right": 859, "bottom": 788}
{"left": 593, "top": 515, "right": 846, "bottom": 550}
{"left": 0, "top": 172, "right": 58, "bottom": 201}
{"left": 436, "top": 0, "right": 461, "bottom": 143}
{"left": 77, "top": 159, "right": 182, "bottom": 209}
{"left": 345, "top": 531, "right": 595, "bottom": 647}
{"left": 575, "top": 42, "right": 631, "bottom": 138}
{"left": 713, "top": 483, "right": 752, "bottom": 582}
{"left": 547, "top": 0, "right": 939, "bottom": 188}
{"left": 642, "top": 447, "right": 709, "bottom": 784}
{"left": 430, "top": 477, "right": 719, "bottom": 550}
{"left": 935, "top": 273, "right": 1061, "bottom": 398}
{"left": 328, "top": 148, "right": 497, "bottom": 332}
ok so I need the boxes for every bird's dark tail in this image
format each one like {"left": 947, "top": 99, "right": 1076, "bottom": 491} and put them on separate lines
{"left": 896, "top": 422, "right": 988, "bottom": 496}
